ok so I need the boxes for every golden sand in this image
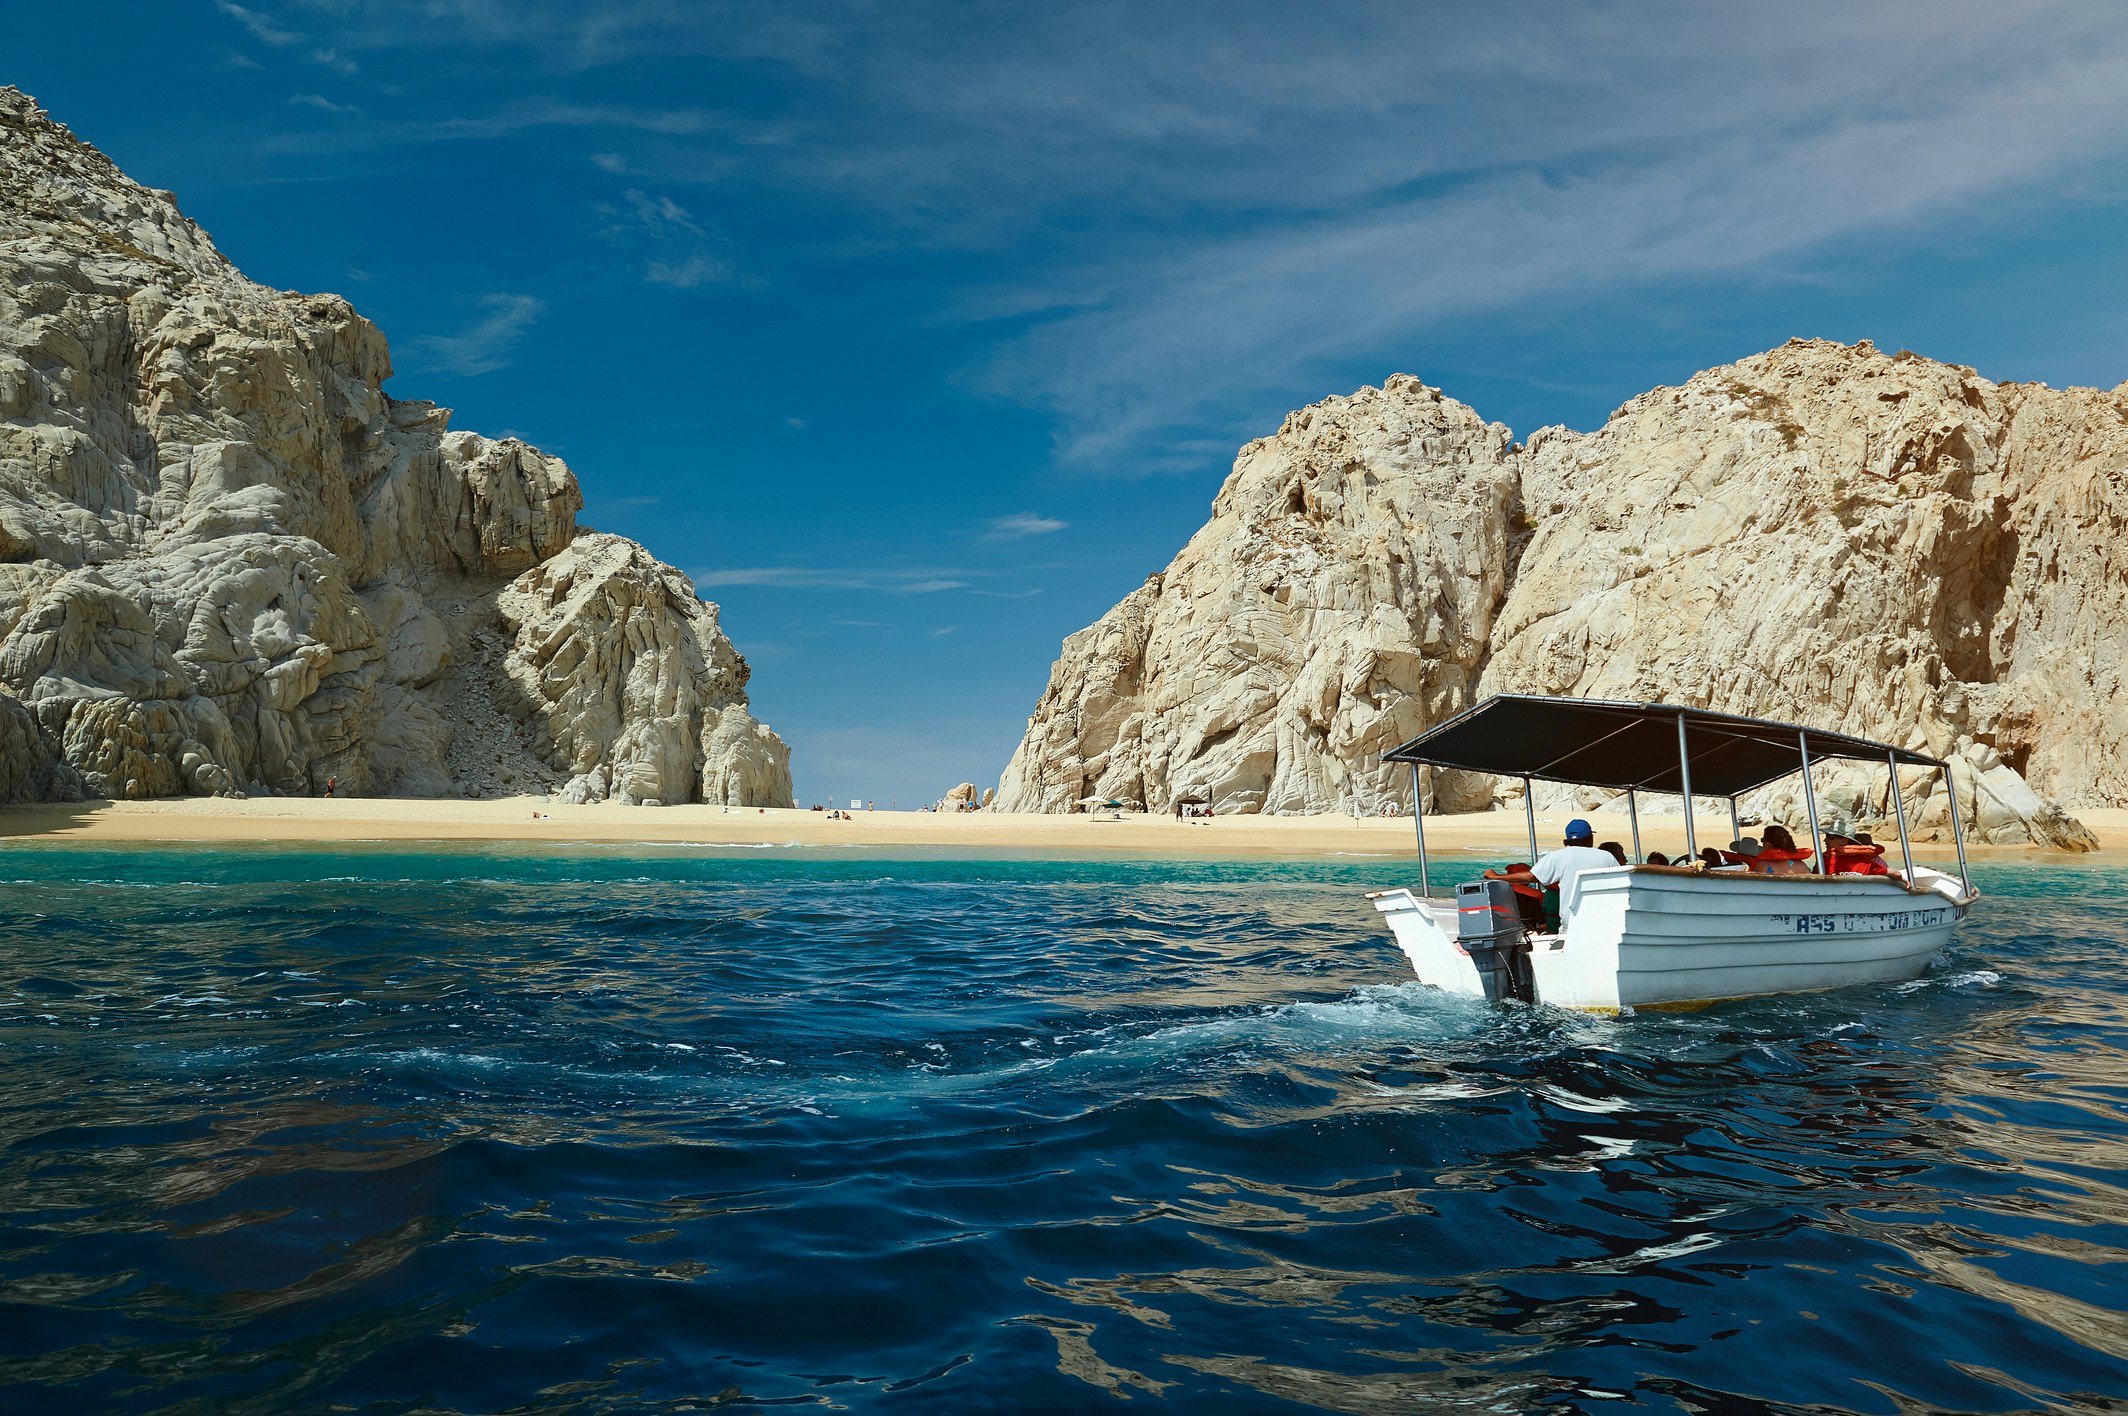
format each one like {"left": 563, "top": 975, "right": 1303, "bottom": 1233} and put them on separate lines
{"left": 4, "top": 796, "right": 2122, "bottom": 862}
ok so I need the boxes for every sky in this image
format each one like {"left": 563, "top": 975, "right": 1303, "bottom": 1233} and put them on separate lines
{"left": 11, "top": 2, "right": 2128, "bottom": 806}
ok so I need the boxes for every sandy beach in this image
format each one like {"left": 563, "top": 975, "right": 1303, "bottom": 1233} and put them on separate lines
{"left": 4, "top": 796, "right": 2123, "bottom": 862}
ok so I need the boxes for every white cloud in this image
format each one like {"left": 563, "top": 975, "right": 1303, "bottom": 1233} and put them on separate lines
{"left": 930, "top": 625, "right": 957, "bottom": 637}
{"left": 646, "top": 253, "right": 734, "bottom": 287}
{"left": 590, "top": 152, "right": 629, "bottom": 173}
{"left": 311, "top": 46, "right": 358, "bottom": 74}
{"left": 224, "top": 1, "right": 2128, "bottom": 471}
{"left": 216, "top": 0, "right": 299, "bottom": 46}
{"left": 981, "top": 513, "right": 1066, "bottom": 541}
{"left": 692, "top": 565, "right": 967, "bottom": 593}
{"left": 289, "top": 92, "right": 360, "bottom": 114}
{"left": 408, "top": 293, "right": 543, "bottom": 376}
{"left": 625, "top": 187, "right": 701, "bottom": 234}
{"left": 784, "top": 416, "right": 807, "bottom": 430}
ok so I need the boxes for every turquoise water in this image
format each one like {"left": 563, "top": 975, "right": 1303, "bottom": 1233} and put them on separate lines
{"left": 1, "top": 845, "right": 2124, "bottom": 1414}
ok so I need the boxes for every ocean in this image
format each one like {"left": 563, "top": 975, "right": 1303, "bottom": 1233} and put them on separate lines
{"left": 1, "top": 845, "right": 2123, "bottom": 1414}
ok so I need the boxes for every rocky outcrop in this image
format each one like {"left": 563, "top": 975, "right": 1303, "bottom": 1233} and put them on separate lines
{"left": 1001, "top": 341, "right": 2127, "bottom": 848}
{"left": 999, "top": 376, "right": 1520, "bottom": 815}
{"left": 0, "top": 691, "right": 82, "bottom": 804}
{"left": 0, "top": 86, "right": 791, "bottom": 805}
{"left": 498, "top": 535, "right": 792, "bottom": 806}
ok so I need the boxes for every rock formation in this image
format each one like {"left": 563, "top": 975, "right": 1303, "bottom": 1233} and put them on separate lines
{"left": 1000, "top": 341, "right": 2128, "bottom": 849}
{"left": 0, "top": 87, "right": 791, "bottom": 806}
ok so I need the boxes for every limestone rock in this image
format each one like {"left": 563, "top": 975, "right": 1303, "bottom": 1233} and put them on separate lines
{"left": 0, "top": 688, "right": 84, "bottom": 803}
{"left": 1004, "top": 341, "right": 2121, "bottom": 848}
{"left": 0, "top": 86, "right": 791, "bottom": 806}
{"left": 996, "top": 376, "right": 1519, "bottom": 815}
{"left": 498, "top": 535, "right": 792, "bottom": 807}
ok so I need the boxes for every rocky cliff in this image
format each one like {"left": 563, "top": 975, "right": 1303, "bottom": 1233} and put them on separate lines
{"left": 0, "top": 87, "right": 791, "bottom": 806}
{"left": 999, "top": 341, "right": 2127, "bottom": 849}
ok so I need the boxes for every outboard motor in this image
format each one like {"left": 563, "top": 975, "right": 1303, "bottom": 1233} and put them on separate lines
{"left": 1456, "top": 878, "right": 1536, "bottom": 1004}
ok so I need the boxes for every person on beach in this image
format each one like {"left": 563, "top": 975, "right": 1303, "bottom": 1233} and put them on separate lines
{"left": 1484, "top": 818, "right": 1619, "bottom": 927}
{"left": 324, "top": 775, "right": 336, "bottom": 798}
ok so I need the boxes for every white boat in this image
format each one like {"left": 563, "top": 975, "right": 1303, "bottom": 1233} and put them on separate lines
{"left": 1366, "top": 696, "right": 1980, "bottom": 1012}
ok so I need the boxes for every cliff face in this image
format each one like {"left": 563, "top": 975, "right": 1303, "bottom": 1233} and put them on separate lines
{"left": 998, "top": 377, "right": 1520, "bottom": 815}
{"left": 1000, "top": 341, "right": 2128, "bottom": 849}
{"left": 0, "top": 87, "right": 791, "bottom": 806}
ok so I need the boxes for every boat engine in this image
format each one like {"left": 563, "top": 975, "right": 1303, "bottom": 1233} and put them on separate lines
{"left": 1456, "top": 878, "right": 1536, "bottom": 1004}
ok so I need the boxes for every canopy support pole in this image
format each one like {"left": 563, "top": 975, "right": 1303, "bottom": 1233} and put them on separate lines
{"left": 1626, "top": 789, "right": 1641, "bottom": 862}
{"left": 1676, "top": 714, "right": 1697, "bottom": 859}
{"left": 1798, "top": 731, "right": 1824, "bottom": 873}
{"left": 1408, "top": 764, "right": 1431, "bottom": 901}
{"left": 1887, "top": 750, "right": 1916, "bottom": 882}
{"left": 1522, "top": 776, "right": 1539, "bottom": 862}
{"left": 1943, "top": 763, "right": 1971, "bottom": 897}
{"left": 1728, "top": 798, "right": 1741, "bottom": 848}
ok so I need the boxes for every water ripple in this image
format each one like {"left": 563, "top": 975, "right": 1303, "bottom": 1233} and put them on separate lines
{"left": 0, "top": 846, "right": 2124, "bottom": 1413}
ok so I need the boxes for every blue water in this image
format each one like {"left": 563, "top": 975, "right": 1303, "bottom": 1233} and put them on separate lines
{"left": 1, "top": 846, "right": 2125, "bottom": 1414}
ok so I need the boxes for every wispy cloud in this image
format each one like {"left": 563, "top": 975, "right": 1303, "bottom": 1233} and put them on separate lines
{"left": 629, "top": 188, "right": 696, "bottom": 230}
{"left": 216, "top": 0, "right": 299, "bottom": 46}
{"left": 693, "top": 565, "right": 968, "bottom": 593}
{"left": 646, "top": 253, "right": 734, "bottom": 287}
{"left": 929, "top": 626, "right": 957, "bottom": 637}
{"left": 311, "top": 46, "right": 358, "bottom": 74}
{"left": 981, "top": 513, "right": 1066, "bottom": 541}
{"left": 212, "top": 1, "right": 2128, "bottom": 472}
{"left": 289, "top": 92, "right": 360, "bottom": 114}
{"left": 408, "top": 293, "right": 543, "bottom": 376}
{"left": 602, "top": 187, "right": 735, "bottom": 288}
{"left": 969, "top": 588, "right": 1043, "bottom": 599}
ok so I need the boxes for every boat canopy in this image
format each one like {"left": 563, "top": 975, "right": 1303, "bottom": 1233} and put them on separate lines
{"left": 1384, "top": 695, "right": 1944, "bottom": 796}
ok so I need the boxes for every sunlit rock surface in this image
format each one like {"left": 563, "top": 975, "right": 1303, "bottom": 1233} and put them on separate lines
{"left": 1003, "top": 341, "right": 2123, "bottom": 849}
{"left": 0, "top": 86, "right": 791, "bottom": 804}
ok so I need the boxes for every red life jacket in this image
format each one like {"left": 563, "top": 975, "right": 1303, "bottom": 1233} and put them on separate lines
{"left": 1756, "top": 846, "right": 1816, "bottom": 872}
{"left": 1826, "top": 843, "right": 1888, "bottom": 875}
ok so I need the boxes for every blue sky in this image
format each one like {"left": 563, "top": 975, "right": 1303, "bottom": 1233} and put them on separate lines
{"left": 12, "top": 2, "right": 2128, "bottom": 805}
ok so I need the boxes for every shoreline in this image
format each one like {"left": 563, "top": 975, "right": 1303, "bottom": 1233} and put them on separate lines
{"left": 3, "top": 797, "right": 2123, "bottom": 864}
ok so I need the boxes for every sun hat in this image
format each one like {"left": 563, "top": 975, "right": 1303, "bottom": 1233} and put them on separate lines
{"left": 1727, "top": 836, "right": 1763, "bottom": 857}
{"left": 1565, "top": 817, "right": 1594, "bottom": 843}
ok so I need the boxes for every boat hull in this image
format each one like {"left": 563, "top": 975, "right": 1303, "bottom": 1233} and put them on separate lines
{"left": 1371, "top": 866, "right": 1972, "bottom": 1011}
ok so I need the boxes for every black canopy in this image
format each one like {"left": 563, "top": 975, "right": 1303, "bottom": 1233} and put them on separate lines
{"left": 1384, "top": 695, "right": 1943, "bottom": 798}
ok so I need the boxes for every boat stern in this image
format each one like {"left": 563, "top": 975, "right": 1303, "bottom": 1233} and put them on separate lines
{"left": 1367, "top": 889, "right": 1487, "bottom": 998}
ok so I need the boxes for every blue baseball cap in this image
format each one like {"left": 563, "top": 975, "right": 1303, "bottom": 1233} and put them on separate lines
{"left": 1565, "top": 818, "right": 1594, "bottom": 842}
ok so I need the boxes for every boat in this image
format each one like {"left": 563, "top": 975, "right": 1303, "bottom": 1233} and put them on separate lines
{"left": 1366, "top": 696, "right": 1979, "bottom": 1011}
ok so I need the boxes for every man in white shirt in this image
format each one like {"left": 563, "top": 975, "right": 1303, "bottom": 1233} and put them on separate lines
{"left": 1485, "top": 818, "right": 1623, "bottom": 930}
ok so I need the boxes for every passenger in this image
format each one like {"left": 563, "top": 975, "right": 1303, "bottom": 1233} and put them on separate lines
{"left": 1721, "top": 836, "right": 1763, "bottom": 870}
{"left": 1696, "top": 847, "right": 1725, "bottom": 869}
{"left": 1598, "top": 840, "right": 1628, "bottom": 866}
{"left": 1494, "top": 862, "right": 1549, "bottom": 932}
{"left": 1824, "top": 830, "right": 1890, "bottom": 875}
{"left": 1483, "top": 818, "right": 1619, "bottom": 929}
{"left": 1645, "top": 851, "right": 1671, "bottom": 867}
{"left": 1757, "top": 823, "right": 1813, "bottom": 874}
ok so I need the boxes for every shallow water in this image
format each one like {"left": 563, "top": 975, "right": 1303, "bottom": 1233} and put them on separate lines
{"left": 1, "top": 845, "right": 2124, "bottom": 1413}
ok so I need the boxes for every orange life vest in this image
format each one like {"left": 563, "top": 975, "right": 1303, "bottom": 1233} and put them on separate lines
{"left": 1825, "top": 843, "right": 1889, "bottom": 875}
